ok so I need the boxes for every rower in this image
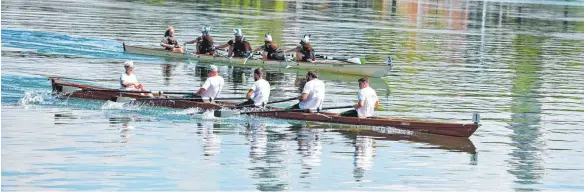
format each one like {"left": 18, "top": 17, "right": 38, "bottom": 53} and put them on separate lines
{"left": 236, "top": 68, "right": 270, "bottom": 108}
{"left": 194, "top": 65, "right": 224, "bottom": 102}
{"left": 340, "top": 77, "right": 379, "bottom": 118}
{"left": 160, "top": 26, "right": 184, "bottom": 53}
{"left": 120, "top": 61, "right": 146, "bottom": 91}
{"left": 285, "top": 34, "right": 315, "bottom": 62}
{"left": 120, "top": 61, "right": 153, "bottom": 97}
{"left": 215, "top": 28, "right": 252, "bottom": 58}
{"left": 289, "top": 71, "right": 325, "bottom": 111}
{"left": 184, "top": 26, "right": 215, "bottom": 55}
{"left": 252, "top": 33, "right": 284, "bottom": 60}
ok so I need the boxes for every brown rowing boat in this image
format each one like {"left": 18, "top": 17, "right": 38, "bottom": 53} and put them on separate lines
{"left": 49, "top": 78, "right": 480, "bottom": 137}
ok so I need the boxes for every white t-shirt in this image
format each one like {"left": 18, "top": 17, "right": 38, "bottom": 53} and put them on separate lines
{"left": 299, "top": 78, "right": 325, "bottom": 110}
{"left": 120, "top": 73, "right": 138, "bottom": 90}
{"left": 356, "top": 87, "right": 378, "bottom": 118}
{"left": 200, "top": 76, "right": 225, "bottom": 100}
{"left": 250, "top": 79, "right": 270, "bottom": 106}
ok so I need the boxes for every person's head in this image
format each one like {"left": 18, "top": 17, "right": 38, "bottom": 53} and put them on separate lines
{"left": 358, "top": 77, "right": 369, "bottom": 89}
{"left": 164, "top": 26, "right": 175, "bottom": 37}
{"left": 300, "top": 34, "right": 310, "bottom": 44}
{"left": 124, "top": 60, "right": 134, "bottom": 74}
{"left": 201, "top": 26, "right": 210, "bottom": 36}
{"left": 234, "top": 28, "right": 243, "bottom": 41}
{"left": 208, "top": 65, "right": 219, "bottom": 76}
{"left": 306, "top": 70, "right": 318, "bottom": 81}
{"left": 264, "top": 33, "right": 272, "bottom": 44}
{"left": 253, "top": 68, "right": 264, "bottom": 81}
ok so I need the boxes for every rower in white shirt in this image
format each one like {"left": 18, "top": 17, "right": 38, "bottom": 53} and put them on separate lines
{"left": 340, "top": 77, "right": 379, "bottom": 118}
{"left": 194, "top": 65, "right": 225, "bottom": 102}
{"left": 237, "top": 68, "right": 270, "bottom": 107}
{"left": 120, "top": 61, "right": 147, "bottom": 91}
{"left": 289, "top": 71, "right": 325, "bottom": 111}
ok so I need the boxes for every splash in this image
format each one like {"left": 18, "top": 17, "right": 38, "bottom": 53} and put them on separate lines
{"left": 167, "top": 107, "right": 202, "bottom": 116}
{"left": 17, "top": 91, "right": 50, "bottom": 109}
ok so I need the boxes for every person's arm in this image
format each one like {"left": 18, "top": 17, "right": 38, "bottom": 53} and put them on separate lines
{"left": 354, "top": 92, "right": 363, "bottom": 109}
{"left": 247, "top": 83, "right": 258, "bottom": 99}
{"left": 197, "top": 79, "right": 211, "bottom": 96}
{"left": 215, "top": 43, "right": 229, "bottom": 50}
{"left": 246, "top": 89, "right": 254, "bottom": 99}
{"left": 186, "top": 36, "right": 202, "bottom": 45}
{"left": 299, "top": 82, "right": 311, "bottom": 101}
{"left": 252, "top": 46, "right": 264, "bottom": 53}
{"left": 285, "top": 47, "right": 297, "bottom": 53}
{"left": 160, "top": 39, "right": 175, "bottom": 49}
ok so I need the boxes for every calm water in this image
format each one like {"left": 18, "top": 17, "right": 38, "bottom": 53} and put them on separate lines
{"left": 2, "top": 0, "right": 584, "bottom": 190}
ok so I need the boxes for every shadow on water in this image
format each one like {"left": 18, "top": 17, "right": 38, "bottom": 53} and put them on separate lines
{"left": 507, "top": 33, "right": 545, "bottom": 190}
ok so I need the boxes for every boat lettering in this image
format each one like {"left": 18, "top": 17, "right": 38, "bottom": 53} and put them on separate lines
{"left": 401, "top": 122, "right": 410, "bottom": 126}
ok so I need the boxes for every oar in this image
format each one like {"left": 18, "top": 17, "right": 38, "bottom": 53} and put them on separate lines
{"left": 244, "top": 105, "right": 354, "bottom": 114}
{"left": 135, "top": 97, "right": 247, "bottom": 101}
{"left": 316, "top": 54, "right": 365, "bottom": 64}
{"left": 184, "top": 44, "right": 193, "bottom": 65}
{"left": 231, "top": 96, "right": 298, "bottom": 109}
{"left": 215, "top": 105, "right": 354, "bottom": 118}
{"left": 82, "top": 88, "right": 195, "bottom": 95}
{"left": 243, "top": 52, "right": 262, "bottom": 65}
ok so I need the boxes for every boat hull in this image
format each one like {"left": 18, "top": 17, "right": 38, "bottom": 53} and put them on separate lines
{"left": 123, "top": 43, "right": 392, "bottom": 77}
{"left": 50, "top": 78, "right": 479, "bottom": 137}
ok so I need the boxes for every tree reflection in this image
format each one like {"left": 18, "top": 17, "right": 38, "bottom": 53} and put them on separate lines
{"left": 507, "top": 33, "right": 545, "bottom": 188}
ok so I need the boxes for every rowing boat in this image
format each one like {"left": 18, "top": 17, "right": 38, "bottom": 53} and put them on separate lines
{"left": 122, "top": 43, "right": 393, "bottom": 77}
{"left": 49, "top": 78, "right": 480, "bottom": 137}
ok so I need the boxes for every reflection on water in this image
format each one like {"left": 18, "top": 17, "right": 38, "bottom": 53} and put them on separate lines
{"left": 2, "top": 0, "right": 584, "bottom": 190}
{"left": 197, "top": 121, "right": 221, "bottom": 156}
{"left": 161, "top": 64, "right": 174, "bottom": 86}
{"left": 290, "top": 123, "right": 323, "bottom": 176}
{"left": 353, "top": 136, "right": 375, "bottom": 182}
{"left": 507, "top": 34, "right": 544, "bottom": 189}
{"left": 245, "top": 120, "right": 289, "bottom": 191}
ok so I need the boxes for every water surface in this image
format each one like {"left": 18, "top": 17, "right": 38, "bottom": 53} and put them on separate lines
{"left": 2, "top": 0, "right": 584, "bottom": 190}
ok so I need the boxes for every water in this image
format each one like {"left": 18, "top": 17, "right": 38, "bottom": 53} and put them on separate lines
{"left": 2, "top": 0, "right": 584, "bottom": 190}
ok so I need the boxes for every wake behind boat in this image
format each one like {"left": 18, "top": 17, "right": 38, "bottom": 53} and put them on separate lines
{"left": 122, "top": 43, "right": 393, "bottom": 77}
{"left": 49, "top": 78, "right": 480, "bottom": 137}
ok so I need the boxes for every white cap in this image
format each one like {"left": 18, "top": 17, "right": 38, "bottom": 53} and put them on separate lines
{"left": 234, "top": 28, "right": 243, "bottom": 37}
{"left": 124, "top": 60, "right": 134, "bottom": 68}
{"left": 264, "top": 34, "right": 272, "bottom": 41}
{"left": 209, "top": 65, "right": 218, "bottom": 72}
{"left": 301, "top": 34, "right": 310, "bottom": 43}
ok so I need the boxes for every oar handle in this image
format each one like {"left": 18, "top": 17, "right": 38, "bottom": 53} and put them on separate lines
{"left": 241, "top": 105, "right": 354, "bottom": 115}
{"left": 233, "top": 97, "right": 298, "bottom": 108}
{"left": 136, "top": 97, "right": 247, "bottom": 101}
{"left": 82, "top": 88, "right": 196, "bottom": 95}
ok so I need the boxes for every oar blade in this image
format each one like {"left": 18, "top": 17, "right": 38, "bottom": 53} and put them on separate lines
{"left": 214, "top": 110, "right": 240, "bottom": 118}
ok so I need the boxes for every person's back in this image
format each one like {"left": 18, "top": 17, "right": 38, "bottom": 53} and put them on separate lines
{"left": 299, "top": 78, "right": 325, "bottom": 110}
{"left": 356, "top": 86, "right": 378, "bottom": 118}
{"left": 251, "top": 78, "right": 270, "bottom": 106}
{"left": 200, "top": 75, "right": 224, "bottom": 100}
{"left": 198, "top": 35, "right": 214, "bottom": 54}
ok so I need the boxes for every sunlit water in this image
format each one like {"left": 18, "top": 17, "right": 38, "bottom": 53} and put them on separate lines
{"left": 2, "top": 0, "right": 584, "bottom": 190}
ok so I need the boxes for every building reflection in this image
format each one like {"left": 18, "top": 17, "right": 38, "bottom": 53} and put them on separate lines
{"left": 245, "top": 119, "right": 289, "bottom": 191}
